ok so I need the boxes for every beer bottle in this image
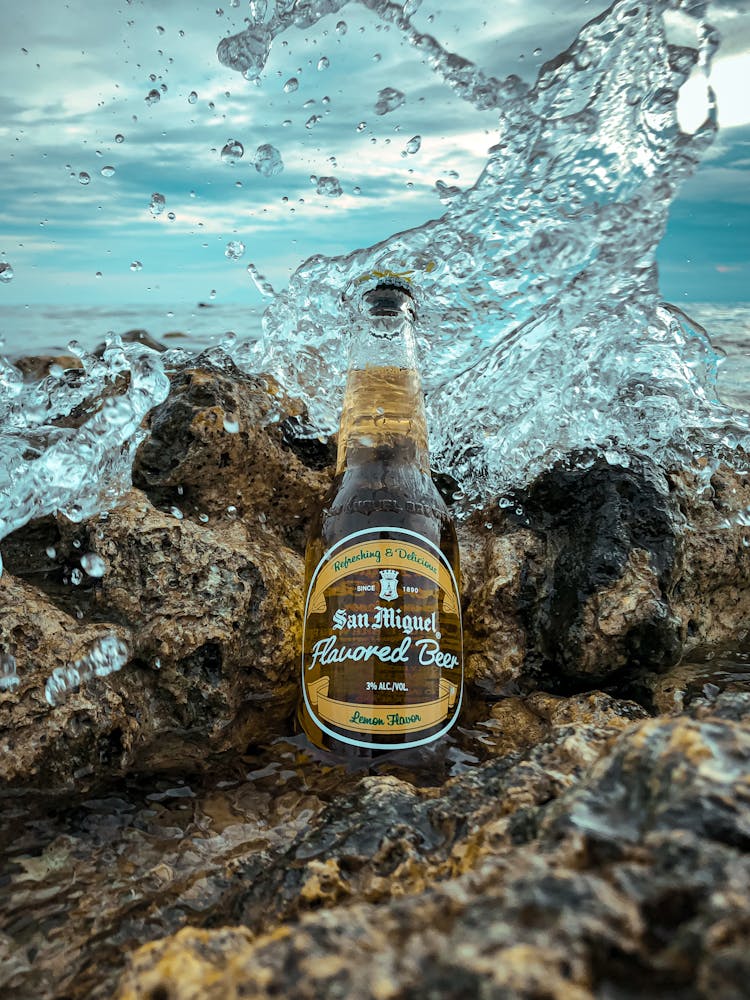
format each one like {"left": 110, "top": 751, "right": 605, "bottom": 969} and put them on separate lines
{"left": 298, "top": 279, "right": 463, "bottom": 756}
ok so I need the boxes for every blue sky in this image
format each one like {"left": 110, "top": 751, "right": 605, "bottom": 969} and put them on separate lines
{"left": 0, "top": 0, "right": 748, "bottom": 308}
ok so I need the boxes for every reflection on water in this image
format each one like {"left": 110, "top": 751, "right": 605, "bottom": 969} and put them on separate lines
{"left": 0, "top": 714, "right": 490, "bottom": 999}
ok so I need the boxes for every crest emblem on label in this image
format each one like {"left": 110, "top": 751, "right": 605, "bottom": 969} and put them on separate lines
{"left": 379, "top": 568, "right": 399, "bottom": 601}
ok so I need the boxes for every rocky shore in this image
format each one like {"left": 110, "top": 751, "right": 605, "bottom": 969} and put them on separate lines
{"left": 1, "top": 355, "right": 749, "bottom": 999}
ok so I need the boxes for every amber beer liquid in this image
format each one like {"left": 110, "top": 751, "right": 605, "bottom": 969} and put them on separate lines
{"left": 298, "top": 281, "right": 463, "bottom": 755}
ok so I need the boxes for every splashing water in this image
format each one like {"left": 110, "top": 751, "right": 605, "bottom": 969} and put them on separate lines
{"left": 0, "top": 652, "right": 19, "bottom": 691}
{"left": 0, "top": 338, "right": 170, "bottom": 577}
{"left": 44, "top": 633, "right": 130, "bottom": 706}
{"left": 214, "top": 0, "right": 749, "bottom": 503}
{"left": 254, "top": 143, "right": 284, "bottom": 177}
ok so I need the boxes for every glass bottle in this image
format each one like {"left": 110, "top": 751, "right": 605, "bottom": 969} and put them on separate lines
{"left": 298, "top": 280, "right": 463, "bottom": 756}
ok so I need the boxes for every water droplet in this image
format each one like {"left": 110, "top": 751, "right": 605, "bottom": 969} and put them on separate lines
{"left": 70, "top": 567, "right": 84, "bottom": 585}
{"left": 188, "top": 90, "right": 198, "bottom": 104}
{"left": 115, "top": 133, "right": 125, "bottom": 143}
{"left": 80, "top": 552, "right": 107, "bottom": 577}
{"left": 356, "top": 121, "right": 367, "bottom": 132}
{"left": 145, "top": 88, "right": 161, "bottom": 106}
{"left": 317, "top": 56, "right": 329, "bottom": 71}
{"left": 0, "top": 263, "right": 14, "bottom": 283}
{"left": 353, "top": 186, "right": 361, "bottom": 194}
{"left": 283, "top": 77, "right": 299, "bottom": 93}
{"left": 223, "top": 415, "right": 240, "bottom": 433}
{"left": 336, "top": 20, "right": 347, "bottom": 34}
{"left": 254, "top": 143, "right": 283, "bottom": 177}
{"left": 169, "top": 506, "right": 183, "bottom": 520}
{"left": 0, "top": 653, "right": 19, "bottom": 692}
{"left": 375, "top": 87, "right": 405, "bottom": 116}
{"left": 156, "top": 25, "right": 165, "bottom": 34}
{"left": 246, "top": 262, "right": 276, "bottom": 297}
{"left": 95, "top": 271, "right": 103, "bottom": 279}
{"left": 316, "top": 176, "right": 343, "bottom": 198}
{"left": 149, "top": 192, "right": 166, "bottom": 216}
{"left": 78, "top": 171, "right": 91, "bottom": 185}
{"left": 130, "top": 260, "right": 143, "bottom": 272}
{"left": 221, "top": 139, "right": 244, "bottom": 162}
{"left": 305, "top": 114, "right": 322, "bottom": 129}
{"left": 533, "top": 47, "right": 542, "bottom": 56}
{"left": 225, "top": 240, "right": 246, "bottom": 260}
{"left": 434, "top": 179, "right": 461, "bottom": 203}
{"left": 281, "top": 118, "right": 292, "bottom": 127}
{"left": 402, "top": 0, "right": 422, "bottom": 15}
{"left": 404, "top": 135, "right": 421, "bottom": 155}
{"left": 167, "top": 211, "right": 175, "bottom": 220}
{"left": 226, "top": 505, "right": 238, "bottom": 519}
{"left": 100, "top": 165, "right": 115, "bottom": 177}
{"left": 46, "top": 546, "right": 56, "bottom": 559}
{"left": 198, "top": 512, "right": 209, "bottom": 523}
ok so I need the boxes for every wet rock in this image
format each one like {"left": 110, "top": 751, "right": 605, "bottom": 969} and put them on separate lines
{"left": 0, "top": 487, "right": 303, "bottom": 790}
{"left": 463, "top": 456, "right": 750, "bottom": 690}
{"left": 668, "top": 466, "right": 750, "bottom": 650}
{"left": 132, "top": 359, "right": 333, "bottom": 552}
{"left": 0, "top": 573, "right": 134, "bottom": 790}
{"left": 11, "top": 354, "right": 84, "bottom": 379}
{"left": 95, "top": 329, "right": 167, "bottom": 354}
{"left": 116, "top": 704, "right": 750, "bottom": 1000}
{"left": 460, "top": 526, "right": 542, "bottom": 691}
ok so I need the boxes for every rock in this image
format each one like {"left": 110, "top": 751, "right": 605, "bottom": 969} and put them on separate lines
{"left": 462, "top": 456, "right": 750, "bottom": 690}
{"left": 460, "top": 526, "right": 542, "bottom": 691}
{"left": 132, "top": 359, "right": 334, "bottom": 553}
{"left": 0, "top": 488, "right": 304, "bottom": 790}
{"left": 11, "top": 354, "right": 84, "bottom": 379}
{"left": 668, "top": 466, "right": 750, "bottom": 650}
{"left": 115, "top": 703, "right": 750, "bottom": 1000}
{"left": 0, "top": 573, "right": 133, "bottom": 790}
{"left": 1, "top": 359, "right": 748, "bottom": 796}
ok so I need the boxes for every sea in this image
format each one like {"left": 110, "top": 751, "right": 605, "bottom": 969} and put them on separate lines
{"left": 1, "top": 300, "right": 748, "bottom": 412}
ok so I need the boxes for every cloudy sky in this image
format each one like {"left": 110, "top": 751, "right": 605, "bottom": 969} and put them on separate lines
{"left": 0, "top": 0, "right": 748, "bottom": 310}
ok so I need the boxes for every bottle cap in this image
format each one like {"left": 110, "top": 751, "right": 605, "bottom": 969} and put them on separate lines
{"left": 362, "top": 281, "right": 416, "bottom": 320}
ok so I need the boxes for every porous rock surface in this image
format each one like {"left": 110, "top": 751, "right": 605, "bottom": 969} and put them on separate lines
{"left": 116, "top": 700, "right": 750, "bottom": 1000}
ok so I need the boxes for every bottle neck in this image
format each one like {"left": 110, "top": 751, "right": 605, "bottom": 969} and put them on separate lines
{"left": 335, "top": 286, "right": 430, "bottom": 476}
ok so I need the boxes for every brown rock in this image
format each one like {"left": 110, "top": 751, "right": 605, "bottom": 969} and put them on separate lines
{"left": 132, "top": 361, "right": 334, "bottom": 552}
{"left": 11, "top": 354, "right": 84, "bottom": 379}
{"left": 115, "top": 708, "right": 750, "bottom": 1000}
{"left": 668, "top": 466, "right": 750, "bottom": 651}
{"left": 462, "top": 458, "right": 750, "bottom": 690}
{"left": 460, "top": 526, "right": 542, "bottom": 691}
{"left": 0, "top": 485, "right": 304, "bottom": 789}
{"left": 0, "top": 573, "right": 134, "bottom": 790}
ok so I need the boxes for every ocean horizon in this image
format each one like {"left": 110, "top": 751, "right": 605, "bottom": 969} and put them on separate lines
{"left": 1, "top": 300, "right": 748, "bottom": 412}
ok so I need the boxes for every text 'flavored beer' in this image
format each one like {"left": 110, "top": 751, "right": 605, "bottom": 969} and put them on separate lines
{"left": 298, "top": 280, "right": 463, "bottom": 755}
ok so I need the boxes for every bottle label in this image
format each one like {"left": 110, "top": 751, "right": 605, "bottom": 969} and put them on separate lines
{"left": 301, "top": 527, "right": 463, "bottom": 749}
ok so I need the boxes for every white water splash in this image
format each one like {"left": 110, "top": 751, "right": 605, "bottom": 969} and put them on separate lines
{"left": 44, "top": 633, "right": 130, "bottom": 707}
{"left": 0, "top": 338, "right": 170, "bottom": 576}
{"left": 217, "top": 0, "right": 749, "bottom": 503}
